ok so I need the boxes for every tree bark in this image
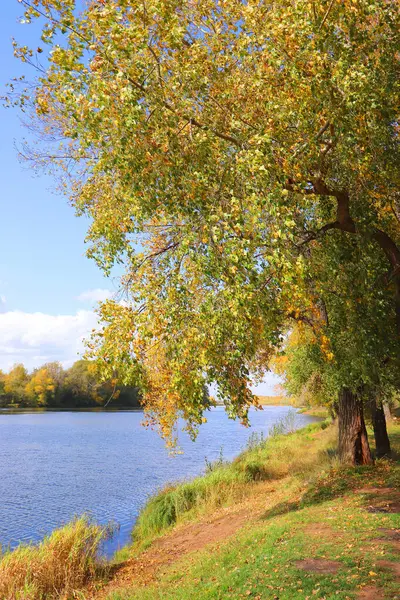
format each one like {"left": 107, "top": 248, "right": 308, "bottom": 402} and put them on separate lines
{"left": 383, "top": 402, "right": 392, "bottom": 422}
{"left": 338, "top": 388, "right": 373, "bottom": 465}
{"left": 370, "top": 396, "right": 391, "bottom": 458}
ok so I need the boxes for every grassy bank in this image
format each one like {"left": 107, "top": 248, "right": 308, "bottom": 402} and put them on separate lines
{"left": 255, "top": 396, "right": 329, "bottom": 419}
{"left": 0, "top": 517, "right": 108, "bottom": 600}
{"left": 108, "top": 457, "right": 400, "bottom": 600}
{"left": 298, "top": 406, "right": 330, "bottom": 418}
{"left": 132, "top": 419, "right": 333, "bottom": 549}
{"left": 101, "top": 422, "right": 400, "bottom": 600}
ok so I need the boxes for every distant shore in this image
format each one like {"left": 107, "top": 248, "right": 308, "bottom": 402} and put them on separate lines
{"left": 256, "top": 397, "right": 330, "bottom": 419}
{"left": 256, "top": 395, "right": 294, "bottom": 406}
{"left": 0, "top": 406, "right": 143, "bottom": 413}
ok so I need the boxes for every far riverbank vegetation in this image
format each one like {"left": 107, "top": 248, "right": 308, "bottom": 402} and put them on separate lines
{"left": 0, "top": 361, "right": 141, "bottom": 409}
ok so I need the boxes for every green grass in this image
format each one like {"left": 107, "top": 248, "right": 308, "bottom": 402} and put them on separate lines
{"left": 105, "top": 423, "right": 400, "bottom": 600}
{"left": 0, "top": 517, "right": 109, "bottom": 600}
{"left": 109, "top": 481, "right": 400, "bottom": 600}
{"left": 132, "top": 419, "right": 334, "bottom": 548}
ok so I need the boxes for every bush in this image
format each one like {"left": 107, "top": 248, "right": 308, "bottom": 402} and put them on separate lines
{"left": 0, "top": 517, "right": 107, "bottom": 600}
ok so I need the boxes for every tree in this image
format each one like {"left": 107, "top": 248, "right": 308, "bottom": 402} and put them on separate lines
{"left": 62, "top": 360, "right": 102, "bottom": 406}
{"left": 25, "top": 367, "right": 56, "bottom": 407}
{"left": 0, "top": 359, "right": 139, "bottom": 409}
{"left": 275, "top": 248, "right": 398, "bottom": 462}
{"left": 39, "top": 361, "right": 66, "bottom": 405}
{"left": 369, "top": 393, "right": 391, "bottom": 459}
{"left": 4, "top": 364, "right": 29, "bottom": 404}
{"left": 10, "top": 1, "right": 400, "bottom": 455}
{"left": 61, "top": 359, "right": 139, "bottom": 407}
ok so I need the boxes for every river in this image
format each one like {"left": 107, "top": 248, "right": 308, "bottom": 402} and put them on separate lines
{"left": 0, "top": 406, "right": 318, "bottom": 556}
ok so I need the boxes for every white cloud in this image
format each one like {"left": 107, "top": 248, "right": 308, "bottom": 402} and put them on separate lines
{"left": 77, "top": 288, "right": 112, "bottom": 304}
{"left": 0, "top": 296, "right": 6, "bottom": 313}
{"left": 0, "top": 310, "right": 98, "bottom": 372}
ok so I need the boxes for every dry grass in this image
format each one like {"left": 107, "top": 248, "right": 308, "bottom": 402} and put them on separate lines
{"left": 0, "top": 517, "right": 107, "bottom": 600}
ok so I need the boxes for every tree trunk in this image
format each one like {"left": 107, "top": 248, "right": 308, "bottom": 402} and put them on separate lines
{"left": 383, "top": 402, "right": 392, "bottom": 422}
{"left": 371, "top": 396, "right": 391, "bottom": 458}
{"left": 338, "top": 388, "right": 373, "bottom": 465}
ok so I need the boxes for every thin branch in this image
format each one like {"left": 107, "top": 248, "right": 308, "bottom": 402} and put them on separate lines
{"left": 134, "top": 241, "right": 180, "bottom": 272}
{"left": 319, "top": 0, "right": 336, "bottom": 29}
{"left": 287, "top": 311, "right": 318, "bottom": 337}
{"left": 298, "top": 221, "right": 339, "bottom": 246}
{"left": 103, "top": 379, "right": 118, "bottom": 408}
{"left": 20, "top": 0, "right": 91, "bottom": 45}
{"left": 292, "top": 121, "right": 331, "bottom": 159}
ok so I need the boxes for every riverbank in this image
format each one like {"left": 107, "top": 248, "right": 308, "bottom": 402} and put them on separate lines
{"left": 97, "top": 425, "right": 400, "bottom": 600}
{"left": 1, "top": 419, "right": 399, "bottom": 599}
{"left": 94, "top": 421, "right": 400, "bottom": 600}
{"left": 255, "top": 396, "right": 330, "bottom": 420}
{"left": 254, "top": 396, "right": 330, "bottom": 421}
{"left": 298, "top": 406, "right": 330, "bottom": 419}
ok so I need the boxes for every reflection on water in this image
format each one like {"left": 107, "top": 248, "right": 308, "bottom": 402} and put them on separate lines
{"left": 0, "top": 407, "right": 317, "bottom": 556}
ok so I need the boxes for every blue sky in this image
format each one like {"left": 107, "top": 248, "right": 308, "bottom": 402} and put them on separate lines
{"left": 0, "top": 3, "right": 115, "bottom": 371}
{"left": 0, "top": 3, "right": 115, "bottom": 316}
{"left": 0, "top": 2, "right": 280, "bottom": 394}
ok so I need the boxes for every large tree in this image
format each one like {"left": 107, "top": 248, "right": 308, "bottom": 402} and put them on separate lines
{"left": 9, "top": 0, "right": 400, "bottom": 455}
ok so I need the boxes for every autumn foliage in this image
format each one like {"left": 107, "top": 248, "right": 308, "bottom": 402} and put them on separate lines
{"left": 8, "top": 1, "right": 400, "bottom": 454}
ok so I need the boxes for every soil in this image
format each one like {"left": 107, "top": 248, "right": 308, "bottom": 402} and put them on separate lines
{"left": 377, "top": 528, "right": 400, "bottom": 541}
{"left": 357, "top": 586, "right": 386, "bottom": 600}
{"left": 294, "top": 558, "right": 342, "bottom": 574}
{"left": 376, "top": 559, "right": 400, "bottom": 580}
{"left": 374, "top": 528, "right": 400, "bottom": 555}
{"left": 356, "top": 486, "right": 400, "bottom": 515}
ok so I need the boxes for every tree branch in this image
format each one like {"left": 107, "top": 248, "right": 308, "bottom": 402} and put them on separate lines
{"left": 305, "top": 176, "right": 400, "bottom": 333}
{"left": 319, "top": 0, "right": 336, "bottom": 29}
{"left": 298, "top": 221, "right": 339, "bottom": 246}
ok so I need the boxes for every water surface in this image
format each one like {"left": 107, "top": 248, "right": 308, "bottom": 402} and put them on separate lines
{"left": 0, "top": 407, "right": 317, "bottom": 555}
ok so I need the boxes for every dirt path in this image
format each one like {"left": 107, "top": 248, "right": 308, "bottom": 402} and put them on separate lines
{"left": 90, "top": 498, "right": 263, "bottom": 599}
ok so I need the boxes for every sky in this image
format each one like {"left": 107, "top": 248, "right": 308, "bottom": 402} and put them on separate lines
{"left": 0, "top": 2, "right": 280, "bottom": 395}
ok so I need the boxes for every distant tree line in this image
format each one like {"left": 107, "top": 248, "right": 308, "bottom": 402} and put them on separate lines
{"left": 0, "top": 361, "right": 141, "bottom": 409}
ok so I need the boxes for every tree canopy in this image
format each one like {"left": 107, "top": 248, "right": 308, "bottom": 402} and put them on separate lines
{"left": 9, "top": 0, "right": 400, "bottom": 444}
